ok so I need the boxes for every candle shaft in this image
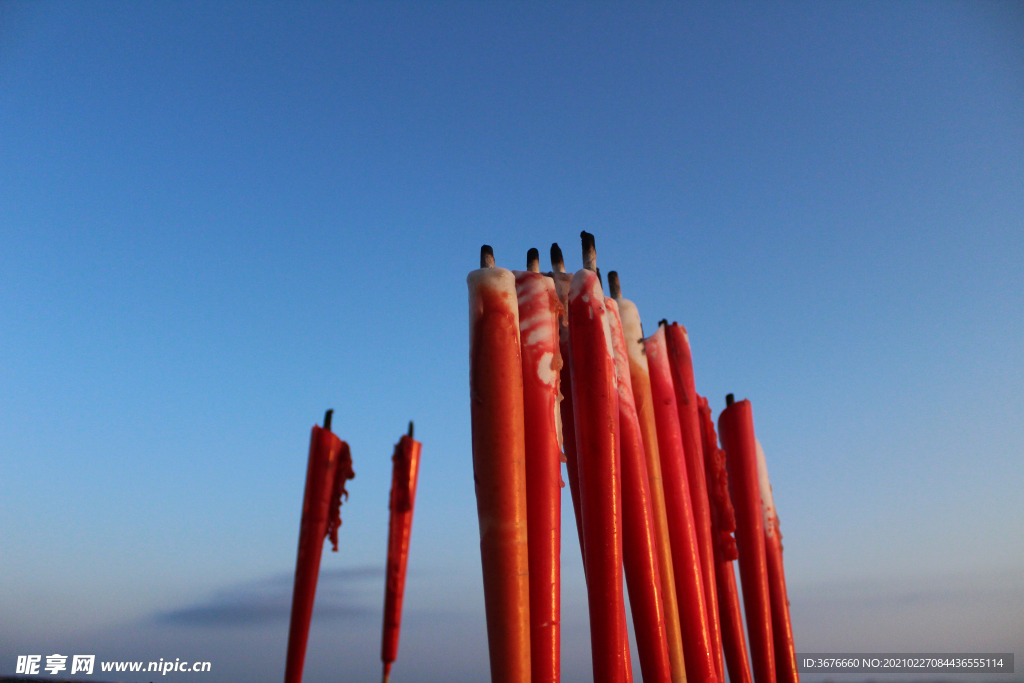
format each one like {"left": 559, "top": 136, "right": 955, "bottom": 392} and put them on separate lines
{"left": 284, "top": 425, "right": 344, "bottom": 683}
{"left": 718, "top": 400, "right": 776, "bottom": 683}
{"left": 608, "top": 298, "right": 672, "bottom": 683}
{"left": 755, "top": 441, "right": 799, "bottom": 683}
{"left": 664, "top": 324, "right": 724, "bottom": 683}
{"left": 468, "top": 266, "right": 532, "bottom": 683}
{"left": 381, "top": 432, "right": 423, "bottom": 683}
{"left": 646, "top": 328, "right": 719, "bottom": 683}
{"left": 515, "top": 271, "right": 564, "bottom": 683}
{"left": 549, "top": 270, "right": 586, "bottom": 563}
{"left": 567, "top": 269, "right": 630, "bottom": 683}
{"left": 697, "top": 397, "right": 753, "bottom": 683}
{"left": 617, "top": 298, "right": 688, "bottom": 683}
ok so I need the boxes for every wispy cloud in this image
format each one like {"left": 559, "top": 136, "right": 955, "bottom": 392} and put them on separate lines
{"left": 156, "top": 566, "right": 383, "bottom": 627}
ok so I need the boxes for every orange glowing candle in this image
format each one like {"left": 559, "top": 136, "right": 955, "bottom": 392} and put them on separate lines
{"left": 468, "top": 246, "right": 532, "bottom": 683}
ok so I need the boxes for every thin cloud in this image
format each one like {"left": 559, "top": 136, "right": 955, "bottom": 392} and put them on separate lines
{"left": 156, "top": 565, "right": 383, "bottom": 627}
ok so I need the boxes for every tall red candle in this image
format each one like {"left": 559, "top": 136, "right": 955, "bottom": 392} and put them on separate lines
{"left": 285, "top": 411, "right": 354, "bottom": 683}
{"left": 548, "top": 243, "right": 585, "bottom": 563}
{"left": 381, "top": 425, "right": 423, "bottom": 683}
{"left": 755, "top": 440, "right": 799, "bottom": 683}
{"left": 697, "top": 396, "right": 753, "bottom": 683}
{"left": 607, "top": 295, "right": 672, "bottom": 683}
{"left": 468, "top": 247, "right": 532, "bottom": 683}
{"left": 664, "top": 323, "right": 723, "bottom": 683}
{"left": 515, "top": 256, "right": 563, "bottom": 683}
{"left": 718, "top": 398, "right": 775, "bottom": 683}
{"left": 567, "top": 264, "right": 630, "bottom": 683}
{"left": 614, "top": 287, "right": 688, "bottom": 683}
{"left": 646, "top": 328, "right": 719, "bottom": 683}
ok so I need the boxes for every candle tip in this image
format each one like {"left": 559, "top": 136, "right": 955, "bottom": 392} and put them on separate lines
{"left": 527, "top": 247, "right": 540, "bottom": 272}
{"left": 480, "top": 245, "right": 495, "bottom": 268}
{"left": 607, "top": 270, "right": 621, "bottom": 298}
{"left": 323, "top": 409, "right": 334, "bottom": 432}
{"left": 658, "top": 319, "right": 668, "bottom": 328}
{"left": 726, "top": 393, "right": 735, "bottom": 407}
{"left": 580, "top": 231, "right": 597, "bottom": 272}
{"left": 383, "top": 662, "right": 391, "bottom": 683}
{"left": 549, "top": 243, "right": 565, "bottom": 273}
{"left": 408, "top": 420, "right": 414, "bottom": 438}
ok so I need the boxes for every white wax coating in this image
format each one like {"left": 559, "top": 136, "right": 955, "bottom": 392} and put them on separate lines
{"left": 514, "top": 271, "right": 564, "bottom": 449}
{"left": 548, "top": 271, "right": 572, "bottom": 344}
{"left": 468, "top": 267, "right": 520, "bottom": 360}
{"left": 615, "top": 297, "right": 649, "bottom": 378}
{"left": 605, "top": 298, "right": 636, "bottom": 413}
{"left": 755, "top": 438, "right": 779, "bottom": 536}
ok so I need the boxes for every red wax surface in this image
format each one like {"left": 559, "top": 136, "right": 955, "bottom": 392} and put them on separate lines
{"left": 664, "top": 323, "right": 723, "bottom": 683}
{"left": 697, "top": 396, "right": 753, "bottom": 683}
{"left": 515, "top": 271, "right": 564, "bottom": 683}
{"left": 607, "top": 298, "right": 672, "bottom": 683}
{"left": 550, "top": 270, "right": 586, "bottom": 563}
{"left": 381, "top": 433, "right": 423, "bottom": 681}
{"left": 469, "top": 267, "right": 532, "bottom": 683}
{"left": 567, "top": 270, "right": 630, "bottom": 683}
{"left": 718, "top": 401, "right": 776, "bottom": 683}
{"left": 645, "top": 328, "right": 719, "bottom": 683}
{"left": 284, "top": 425, "right": 344, "bottom": 683}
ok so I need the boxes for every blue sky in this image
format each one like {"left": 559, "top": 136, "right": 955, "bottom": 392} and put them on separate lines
{"left": 1, "top": 2, "right": 1021, "bottom": 682}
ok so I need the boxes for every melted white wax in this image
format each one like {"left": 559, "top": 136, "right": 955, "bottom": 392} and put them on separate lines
{"left": 755, "top": 438, "right": 778, "bottom": 535}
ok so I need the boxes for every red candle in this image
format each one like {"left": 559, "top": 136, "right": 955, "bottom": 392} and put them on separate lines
{"left": 548, "top": 243, "right": 585, "bottom": 562}
{"left": 381, "top": 425, "right": 423, "bottom": 683}
{"left": 664, "top": 323, "right": 724, "bottom": 683}
{"left": 645, "top": 328, "right": 719, "bottom": 683}
{"left": 567, "top": 265, "right": 630, "bottom": 683}
{"left": 697, "top": 396, "right": 753, "bottom": 683}
{"left": 614, "top": 286, "right": 688, "bottom": 683}
{"left": 607, "top": 295, "right": 673, "bottom": 683}
{"left": 285, "top": 411, "right": 354, "bottom": 683}
{"left": 718, "top": 398, "right": 776, "bottom": 683}
{"left": 515, "top": 256, "right": 563, "bottom": 683}
{"left": 468, "top": 247, "right": 532, "bottom": 683}
{"left": 755, "top": 440, "right": 799, "bottom": 683}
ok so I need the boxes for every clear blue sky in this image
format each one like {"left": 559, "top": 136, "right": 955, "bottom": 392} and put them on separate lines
{"left": 1, "top": 2, "right": 1021, "bottom": 682}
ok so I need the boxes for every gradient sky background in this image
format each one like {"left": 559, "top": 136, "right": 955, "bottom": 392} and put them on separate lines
{"left": 1, "top": 2, "right": 1022, "bottom": 682}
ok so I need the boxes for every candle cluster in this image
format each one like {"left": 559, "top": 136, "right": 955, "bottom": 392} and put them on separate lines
{"left": 283, "top": 416, "right": 424, "bottom": 683}
{"left": 467, "top": 234, "right": 799, "bottom": 683}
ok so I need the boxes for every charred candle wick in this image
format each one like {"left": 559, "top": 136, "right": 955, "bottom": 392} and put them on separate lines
{"left": 480, "top": 245, "right": 495, "bottom": 268}
{"left": 527, "top": 247, "right": 540, "bottom": 272}
{"left": 550, "top": 243, "right": 566, "bottom": 273}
